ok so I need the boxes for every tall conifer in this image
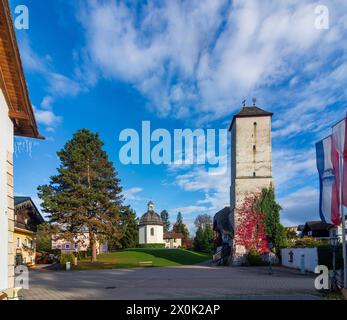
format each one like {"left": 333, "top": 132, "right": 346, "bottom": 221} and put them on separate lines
{"left": 38, "top": 129, "right": 123, "bottom": 262}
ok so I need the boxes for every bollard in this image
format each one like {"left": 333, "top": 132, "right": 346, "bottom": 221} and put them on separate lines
{"left": 66, "top": 262, "right": 71, "bottom": 271}
{"left": 300, "top": 254, "right": 305, "bottom": 274}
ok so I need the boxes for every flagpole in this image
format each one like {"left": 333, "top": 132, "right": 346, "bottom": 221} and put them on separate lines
{"left": 339, "top": 154, "right": 347, "bottom": 288}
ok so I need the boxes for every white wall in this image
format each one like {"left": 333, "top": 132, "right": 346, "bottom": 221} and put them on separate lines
{"left": 281, "top": 248, "right": 318, "bottom": 273}
{"left": 0, "top": 89, "right": 13, "bottom": 290}
{"left": 139, "top": 225, "right": 145, "bottom": 244}
{"left": 165, "top": 238, "right": 182, "bottom": 249}
{"left": 139, "top": 225, "right": 164, "bottom": 244}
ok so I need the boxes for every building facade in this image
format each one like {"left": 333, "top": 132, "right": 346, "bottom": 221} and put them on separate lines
{"left": 330, "top": 218, "right": 347, "bottom": 242}
{"left": 14, "top": 197, "right": 44, "bottom": 266}
{"left": 138, "top": 201, "right": 164, "bottom": 245}
{"left": 229, "top": 104, "right": 274, "bottom": 264}
{"left": 0, "top": 0, "right": 42, "bottom": 291}
{"left": 164, "top": 232, "right": 183, "bottom": 249}
{"left": 52, "top": 233, "right": 108, "bottom": 255}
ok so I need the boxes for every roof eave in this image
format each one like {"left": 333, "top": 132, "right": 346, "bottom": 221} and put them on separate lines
{"left": 229, "top": 112, "right": 274, "bottom": 132}
{"left": 0, "top": 0, "right": 44, "bottom": 139}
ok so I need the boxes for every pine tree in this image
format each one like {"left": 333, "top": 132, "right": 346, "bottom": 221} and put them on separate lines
{"left": 160, "top": 210, "right": 170, "bottom": 232}
{"left": 36, "top": 223, "right": 55, "bottom": 253}
{"left": 193, "top": 215, "right": 214, "bottom": 253}
{"left": 173, "top": 212, "right": 189, "bottom": 240}
{"left": 119, "top": 206, "right": 138, "bottom": 249}
{"left": 177, "top": 212, "right": 183, "bottom": 224}
{"left": 38, "top": 129, "right": 123, "bottom": 262}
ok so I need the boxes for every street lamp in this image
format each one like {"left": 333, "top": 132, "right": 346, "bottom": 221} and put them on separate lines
{"left": 330, "top": 236, "right": 339, "bottom": 291}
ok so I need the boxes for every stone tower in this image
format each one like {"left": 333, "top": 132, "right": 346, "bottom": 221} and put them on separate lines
{"left": 229, "top": 103, "right": 274, "bottom": 264}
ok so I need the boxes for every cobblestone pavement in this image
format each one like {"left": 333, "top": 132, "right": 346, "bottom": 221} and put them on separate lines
{"left": 23, "top": 265, "right": 321, "bottom": 300}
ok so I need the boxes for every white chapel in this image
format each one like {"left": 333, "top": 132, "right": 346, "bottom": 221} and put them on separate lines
{"left": 138, "top": 201, "right": 164, "bottom": 245}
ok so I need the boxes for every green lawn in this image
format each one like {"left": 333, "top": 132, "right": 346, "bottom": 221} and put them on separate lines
{"left": 75, "top": 248, "right": 211, "bottom": 270}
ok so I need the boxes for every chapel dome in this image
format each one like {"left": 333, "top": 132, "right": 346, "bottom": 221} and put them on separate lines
{"left": 139, "top": 201, "right": 163, "bottom": 226}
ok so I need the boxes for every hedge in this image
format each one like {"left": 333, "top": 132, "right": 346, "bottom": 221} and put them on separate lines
{"left": 60, "top": 253, "right": 75, "bottom": 266}
{"left": 137, "top": 244, "right": 166, "bottom": 249}
{"left": 317, "top": 244, "right": 344, "bottom": 269}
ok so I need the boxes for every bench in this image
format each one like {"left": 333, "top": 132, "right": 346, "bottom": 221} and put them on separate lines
{"left": 139, "top": 261, "right": 153, "bottom": 267}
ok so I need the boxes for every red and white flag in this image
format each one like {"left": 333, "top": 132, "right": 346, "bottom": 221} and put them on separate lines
{"left": 332, "top": 113, "right": 347, "bottom": 207}
{"left": 316, "top": 136, "right": 341, "bottom": 225}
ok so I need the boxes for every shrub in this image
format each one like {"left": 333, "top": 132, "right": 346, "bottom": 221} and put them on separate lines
{"left": 193, "top": 225, "right": 214, "bottom": 254}
{"left": 317, "top": 244, "right": 343, "bottom": 269}
{"left": 73, "top": 251, "right": 85, "bottom": 261}
{"left": 291, "top": 237, "right": 328, "bottom": 248}
{"left": 60, "top": 253, "right": 75, "bottom": 266}
{"left": 138, "top": 244, "right": 165, "bottom": 249}
{"left": 244, "top": 249, "right": 266, "bottom": 266}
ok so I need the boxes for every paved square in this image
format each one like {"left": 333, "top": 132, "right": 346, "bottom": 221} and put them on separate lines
{"left": 23, "top": 264, "right": 321, "bottom": 300}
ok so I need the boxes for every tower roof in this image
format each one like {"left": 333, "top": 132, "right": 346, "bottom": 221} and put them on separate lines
{"left": 229, "top": 106, "right": 273, "bottom": 131}
{"left": 139, "top": 201, "right": 163, "bottom": 226}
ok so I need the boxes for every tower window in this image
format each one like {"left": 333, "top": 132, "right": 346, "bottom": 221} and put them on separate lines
{"left": 253, "top": 122, "right": 257, "bottom": 126}
{"left": 253, "top": 145, "right": 256, "bottom": 151}
{"left": 151, "top": 228, "right": 154, "bottom": 236}
{"left": 253, "top": 172, "right": 256, "bottom": 177}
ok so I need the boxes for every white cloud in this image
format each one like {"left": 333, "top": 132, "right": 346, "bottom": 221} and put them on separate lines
{"left": 272, "top": 148, "right": 317, "bottom": 189}
{"left": 18, "top": 35, "right": 83, "bottom": 130}
{"left": 123, "top": 187, "right": 143, "bottom": 201}
{"left": 40, "top": 96, "right": 54, "bottom": 109}
{"left": 172, "top": 165, "right": 230, "bottom": 217}
{"left": 279, "top": 187, "right": 319, "bottom": 226}
{"left": 34, "top": 107, "right": 62, "bottom": 127}
{"left": 20, "top": 36, "right": 50, "bottom": 74}
{"left": 19, "top": 36, "right": 82, "bottom": 98}
{"left": 172, "top": 205, "right": 208, "bottom": 215}
{"left": 47, "top": 72, "right": 82, "bottom": 97}
{"left": 78, "top": 0, "right": 347, "bottom": 124}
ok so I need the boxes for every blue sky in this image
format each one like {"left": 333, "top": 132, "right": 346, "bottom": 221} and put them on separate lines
{"left": 10, "top": 0, "right": 347, "bottom": 233}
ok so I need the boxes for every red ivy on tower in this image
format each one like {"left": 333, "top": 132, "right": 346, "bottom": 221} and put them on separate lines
{"left": 234, "top": 193, "right": 269, "bottom": 255}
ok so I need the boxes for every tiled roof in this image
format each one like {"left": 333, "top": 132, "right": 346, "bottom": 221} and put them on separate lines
{"left": 229, "top": 106, "right": 273, "bottom": 130}
{"left": 139, "top": 210, "right": 163, "bottom": 226}
{"left": 14, "top": 196, "right": 44, "bottom": 233}
{"left": 164, "top": 232, "right": 183, "bottom": 239}
{"left": 14, "top": 196, "right": 32, "bottom": 206}
{"left": 235, "top": 106, "right": 273, "bottom": 117}
{"left": 304, "top": 221, "right": 333, "bottom": 231}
